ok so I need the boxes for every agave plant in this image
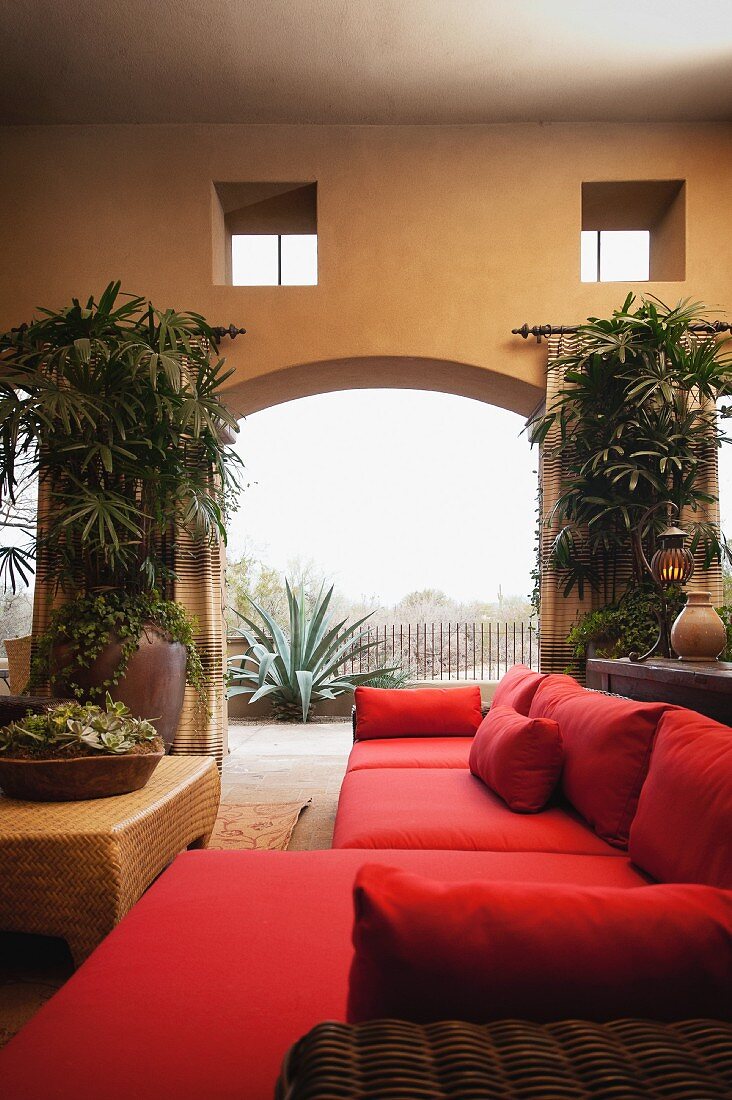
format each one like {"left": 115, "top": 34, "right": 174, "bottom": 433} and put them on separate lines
{"left": 228, "top": 581, "right": 396, "bottom": 722}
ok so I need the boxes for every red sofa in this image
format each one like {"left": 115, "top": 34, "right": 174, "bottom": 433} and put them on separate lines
{"left": 1, "top": 670, "right": 730, "bottom": 1100}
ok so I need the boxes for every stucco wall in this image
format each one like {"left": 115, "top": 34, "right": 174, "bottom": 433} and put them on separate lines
{"left": 2, "top": 122, "right": 731, "bottom": 415}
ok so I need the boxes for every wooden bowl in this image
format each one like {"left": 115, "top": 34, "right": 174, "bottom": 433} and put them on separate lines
{"left": 0, "top": 751, "right": 164, "bottom": 801}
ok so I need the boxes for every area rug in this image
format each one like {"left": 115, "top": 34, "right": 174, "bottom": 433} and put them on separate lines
{"left": 207, "top": 800, "right": 311, "bottom": 851}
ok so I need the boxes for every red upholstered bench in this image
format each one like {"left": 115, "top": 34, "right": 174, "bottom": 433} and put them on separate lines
{"left": 333, "top": 767, "right": 620, "bottom": 853}
{"left": 0, "top": 847, "right": 650, "bottom": 1100}
{"left": 346, "top": 736, "right": 474, "bottom": 770}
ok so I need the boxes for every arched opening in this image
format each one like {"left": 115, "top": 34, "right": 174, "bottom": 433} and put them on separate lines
{"left": 221, "top": 355, "right": 543, "bottom": 420}
{"left": 225, "top": 361, "right": 541, "bottom": 725}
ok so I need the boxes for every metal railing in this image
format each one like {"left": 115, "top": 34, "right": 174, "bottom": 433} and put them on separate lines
{"left": 347, "top": 621, "right": 539, "bottom": 680}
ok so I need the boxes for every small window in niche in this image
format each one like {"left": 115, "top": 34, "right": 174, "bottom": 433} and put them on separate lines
{"left": 581, "top": 230, "right": 650, "bottom": 283}
{"left": 231, "top": 234, "right": 318, "bottom": 287}
{"left": 580, "top": 180, "right": 685, "bottom": 283}
{"left": 212, "top": 181, "right": 318, "bottom": 286}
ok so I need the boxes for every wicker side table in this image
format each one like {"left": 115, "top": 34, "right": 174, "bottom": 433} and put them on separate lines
{"left": 0, "top": 756, "right": 220, "bottom": 965}
{"left": 277, "top": 1018, "right": 732, "bottom": 1099}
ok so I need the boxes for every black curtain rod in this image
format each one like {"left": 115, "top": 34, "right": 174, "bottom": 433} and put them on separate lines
{"left": 512, "top": 321, "right": 732, "bottom": 344}
{"left": 211, "top": 324, "right": 246, "bottom": 340}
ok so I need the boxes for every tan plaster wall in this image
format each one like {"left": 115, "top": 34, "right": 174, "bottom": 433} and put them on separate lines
{"left": 1, "top": 123, "right": 731, "bottom": 416}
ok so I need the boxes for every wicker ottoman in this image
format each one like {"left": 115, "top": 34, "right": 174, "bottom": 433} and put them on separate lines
{"left": 276, "top": 1018, "right": 732, "bottom": 1099}
{"left": 0, "top": 755, "right": 220, "bottom": 964}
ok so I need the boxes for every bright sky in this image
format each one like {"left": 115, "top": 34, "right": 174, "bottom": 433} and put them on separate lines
{"left": 226, "top": 390, "right": 538, "bottom": 605}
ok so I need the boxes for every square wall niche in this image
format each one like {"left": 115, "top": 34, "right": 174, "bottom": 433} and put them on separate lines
{"left": 212, "top": 181, "right": 317, "bottom": 286}
{"left": 581, "top": 180, "right": 686, "bottom": 282}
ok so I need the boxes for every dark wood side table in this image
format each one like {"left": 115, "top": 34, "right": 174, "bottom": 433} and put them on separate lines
{"left": 586, "top": 657, "right": 732, "bottom": 726}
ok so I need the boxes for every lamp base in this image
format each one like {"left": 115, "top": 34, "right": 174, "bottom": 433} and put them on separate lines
{"left": 628, "top": 606, "right": 672, "bottom": 664}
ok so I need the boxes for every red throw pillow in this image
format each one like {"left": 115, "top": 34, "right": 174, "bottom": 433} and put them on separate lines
{"left": 347, "top": 864, "right": 732, "bottom": 1025}
{"left": 469, "top": 705, "right": 563, "bottom": 812}
{"left": 491, "top": 665, "right": 547, "bottom": 716}
{"left": 354, "top": 686, "right": 482, "bottom": 740}
{"left": 529, "top": 678, "right": 668, "bottom": 847}
{"left": 630, "top": 708, "right": 732, "bottom": 888}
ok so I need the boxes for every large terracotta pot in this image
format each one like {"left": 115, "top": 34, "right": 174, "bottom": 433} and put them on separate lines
{"left": 52, "top": 623, "right": 187, "bottom": 751}
{"left": 670, "top": 591, "right": 727, "bottom": 662}
{"left": 0, "top": 750, "right": 163, "bottom": 802}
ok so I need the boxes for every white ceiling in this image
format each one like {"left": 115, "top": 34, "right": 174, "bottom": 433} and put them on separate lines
{"left": 2, "top": 0, "right": 732, "bottom": 125}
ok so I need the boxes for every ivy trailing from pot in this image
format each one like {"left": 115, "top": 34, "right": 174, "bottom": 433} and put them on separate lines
{"left": 565, "top": 585, "right": 686, "bottom": 671}
{"left": 0, "top": 283, "right": 243, "bottom": 749}
{"left": 29, "top": 591, "right": 207, "bottom": 706}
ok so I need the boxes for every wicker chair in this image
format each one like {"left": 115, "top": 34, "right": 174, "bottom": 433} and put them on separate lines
{"left": 4, "top": 634, "right": 32, "bottom": 695}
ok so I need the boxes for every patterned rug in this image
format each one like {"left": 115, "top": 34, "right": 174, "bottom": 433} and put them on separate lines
{"left": 207, "top": 800, "right": 311, "bottom": 851}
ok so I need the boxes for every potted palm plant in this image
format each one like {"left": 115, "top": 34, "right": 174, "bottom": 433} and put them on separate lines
{"left": 528, "top": 295, "right": 732, "bottom": 662}
{"left": 0, "top": 282, "right": 242, "bottom": 750}
{"left": 529, "top": 295, "right": 732, "bottom": 599}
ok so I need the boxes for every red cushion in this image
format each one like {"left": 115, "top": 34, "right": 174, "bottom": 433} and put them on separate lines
{"left": 354, "top": 685, "right": 482, "bottom": 739}
{"left": 347, "top": 864, "right": 732, "bottom": 1024}
{"left": 332, "top": 768, "right": 618, "bottom": 854}
{"left": 530, "top": 677, "right": 669, "bottom": 848}
{"left": 491, "top": 664, "right": 548, "bottom": 716}
{"left": 347, "top": 737, "right": 473, "bottom": 771}
{"left": 0, "top": 848, "right": 648, "bottom": 1100}
{"left": 630, "top": 708, "right": 732, "bottom": 888}
{"left": 469, "top": 705, "right": 563, "bottom": 812}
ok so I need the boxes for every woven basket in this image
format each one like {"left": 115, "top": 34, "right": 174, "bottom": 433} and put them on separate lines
{"left": 276, "top": 1018, "right": 732, "bottom": 1099}
{"left": 4, "top": 635, "right": 32, "bottom": 695}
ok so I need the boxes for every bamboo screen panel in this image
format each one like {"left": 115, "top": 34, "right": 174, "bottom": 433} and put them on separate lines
{"left": 538, "top": 333, "right": 723, "bottom": 681}
{"left": 538, "top": 334, "right": 596, "bottom": 681}
{"left": 165, "top": 483, "right": 227, "bottom": 768}
{"left": 30, "top": 393, "right": 229, "bottom": 767}
{"left": 30, "top": 474, "right": 63, "bottom": 691}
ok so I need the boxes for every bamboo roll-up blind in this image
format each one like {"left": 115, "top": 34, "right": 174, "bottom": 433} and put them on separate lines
{"left": 538, "top": 334, "right": 596, "bottom": 681}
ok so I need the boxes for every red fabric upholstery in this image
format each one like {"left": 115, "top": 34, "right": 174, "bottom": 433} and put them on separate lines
{"left": 347, "top": 737, "right": 473, "bottom": 771}
{"left": 469, "top": 705, "right": 563, "bottom": 812}
{"left": 630, "top": 707, "right": 732, "bottom": 888}
{"left": 354, "top": 685, "right": 482, "bottom": 739}
{"left": 530, "top": 677, "right": 669, "bottom": 847}
{"left": 347, "top": 865, "right": 732, "bottom": 1025}
{"left": 332, "top": 768, "right": 618, "bottom": 854}
{"left": 491, "top": 664, "right": 547, "bottom": 716}
{"left": 0, "top": 848, "right": 648, "bottom": 1100}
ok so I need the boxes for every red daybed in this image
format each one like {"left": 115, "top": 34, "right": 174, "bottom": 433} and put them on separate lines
{"left": 1, "top": 669, "right": 730, "bottom": 1100}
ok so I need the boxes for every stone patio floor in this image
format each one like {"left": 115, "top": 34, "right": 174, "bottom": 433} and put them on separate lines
{"left": 224, "top": 717, "right": 352, "bottom": 848}
{"left": 0, "top": 718, "right": 353, "bottom": 1046}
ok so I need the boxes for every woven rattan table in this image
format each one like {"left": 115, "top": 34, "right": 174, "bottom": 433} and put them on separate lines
{"left": 277, "top": 1018, "right": 732, "bottom": 1099}
{"left": 0, "top": 755, "right": 220, "bottom": 965}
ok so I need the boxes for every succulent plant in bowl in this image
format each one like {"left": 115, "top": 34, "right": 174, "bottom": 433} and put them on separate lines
{"left": 0, "top": 695, "right": 164, "bottom": 801}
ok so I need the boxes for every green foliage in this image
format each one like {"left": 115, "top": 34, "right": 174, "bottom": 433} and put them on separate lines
{"left": 0, "top": 281, "right": 242, "bottom": 594}
{"left": 566, "top": 585, "right": 686, "bottom": 666}
{"left": 228, "top": 579, "right": 397, "bottom": 722}
{"left": 29, "top": 591, "right": 207, "bottom": 706}
{"left": 529, "top": 295, "right": 732, "bottom": 599}
{"left": 714, "top": 605, "right": 732, "bottom": 662}
{"left": 0, "top": 694, "right": 160, "bottom": 757}
{"left": 361, "top": 666, "right": 413, "bottom": 689}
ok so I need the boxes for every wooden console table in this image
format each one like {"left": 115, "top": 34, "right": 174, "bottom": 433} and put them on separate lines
{"left": 586, "top": 657, "right": 732, "bottom": 726}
